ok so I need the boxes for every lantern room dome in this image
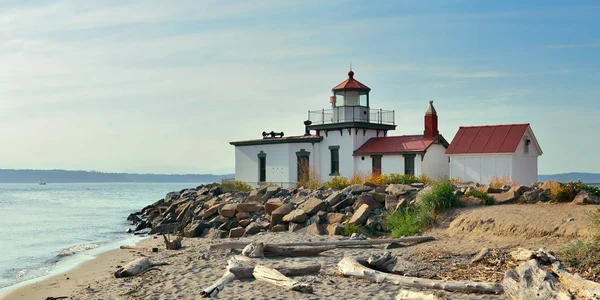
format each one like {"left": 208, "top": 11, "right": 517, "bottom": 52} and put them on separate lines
{"left": 332, "top": 70, "right": 371, "bottom": 91}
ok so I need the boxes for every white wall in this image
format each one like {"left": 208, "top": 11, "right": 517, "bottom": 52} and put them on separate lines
{"left": 318, "top": 129, "right": 379, "bottom": 181}
{"left": 511, "top": 127, "right": 540, "bottom": 185}
{"left": 382, "top": 155, "right": 404, "bottom": 174}
{"left": 450, "top": 154, "right": 512, "bottom": 184}
{"left": 421, "top": 144, "right": 449, "bottom": 180}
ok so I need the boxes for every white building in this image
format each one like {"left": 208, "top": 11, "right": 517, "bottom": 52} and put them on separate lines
{"left": 230, "top": 71, "right": 450, "bottom": 187}
{"left": 446, "top": 124, "right": 543, "bottom": 185}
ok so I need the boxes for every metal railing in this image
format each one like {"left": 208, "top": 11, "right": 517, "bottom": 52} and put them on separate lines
{"left": 308, "top": 107, "right": 395, "bottom": 125}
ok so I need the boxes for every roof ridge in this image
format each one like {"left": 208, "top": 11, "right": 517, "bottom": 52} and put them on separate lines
{"left": 459, "top": 123, "right": 530, "bottom": 129}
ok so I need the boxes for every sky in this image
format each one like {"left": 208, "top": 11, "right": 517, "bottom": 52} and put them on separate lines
{"left": 0, "top": 0, "right": 599, "bottom": 175}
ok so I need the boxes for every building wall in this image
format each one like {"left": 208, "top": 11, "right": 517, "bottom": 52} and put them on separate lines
{"left": 421, "top": 144, "right": 449, "bottom": 180}
{"left": 449, "top": 154, "right": 512, "bottom": 184}
{"left": 511, "top": 127, "right": 540, "bottom": 185}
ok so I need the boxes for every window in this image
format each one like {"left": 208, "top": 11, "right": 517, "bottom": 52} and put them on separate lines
{"left": 524, "top": 138, "right": 530, "bottom": 154}
{"left": 258, "top": 151, "right": 266, "bottom": 182}
{"left": 296, "top": 149, "right": 311, "bottom": 182}
{"left": 404, "top": 154, "right": 415, "bottom": 176}
{"left": 359, "top": 93, "right": 368, "bottom": 106}
{"left": 371, "top": 155, "right": 382, "bottom": 176}
{"left": 329, "top": 146, "right": 340, "bottom": 175}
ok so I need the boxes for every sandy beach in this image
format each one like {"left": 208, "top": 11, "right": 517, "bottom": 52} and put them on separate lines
{"left": 2, "top": 203, "right": 597, "bottom": 300}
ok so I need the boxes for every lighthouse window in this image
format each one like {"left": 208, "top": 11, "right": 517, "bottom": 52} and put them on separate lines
{"left": 359, "top": 94, "right": 368, "bottom": 106}
{"left": 329, "top": 146, "right": 340, "bottom": 175}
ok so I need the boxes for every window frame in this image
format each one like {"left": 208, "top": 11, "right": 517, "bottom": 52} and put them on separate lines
{"left": 329, "top": 145, "right": 340, "bottom": 176}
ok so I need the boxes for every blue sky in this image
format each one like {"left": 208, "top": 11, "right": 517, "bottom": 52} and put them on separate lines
{"left": 0, "top": 0, "right": 598, "bottom": 175}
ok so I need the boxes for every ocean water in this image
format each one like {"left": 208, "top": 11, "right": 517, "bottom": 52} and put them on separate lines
{"left": 0, "top": 182, "right": 197, "bottom": 292}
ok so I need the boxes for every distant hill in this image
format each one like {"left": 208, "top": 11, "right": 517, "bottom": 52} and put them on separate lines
{"left": 0, "top": 169, "right": 233, "bottom": 183}
{"left": 539, "top": 173, "right": 600, "bottom": 183}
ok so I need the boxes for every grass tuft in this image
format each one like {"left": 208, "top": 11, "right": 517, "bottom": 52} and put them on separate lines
{"left": 419, "top": 180, "right": 461, "bottom": 212}
{"left": 323, "top": 176, "right": 351, "bottom": 190}
{"left": 386, "top": 207, "right": 432, "bottom": 237}
{"left": 341, "top": 223, "right": 362, "bottom": 236}
{"left": 221, "top": 180, "right": 253, "bottom": 192}
{"left": 467, "top": 189, "right": 495, "bottom": 206}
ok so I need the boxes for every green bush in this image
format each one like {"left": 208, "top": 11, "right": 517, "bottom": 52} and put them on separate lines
{"left": 419, "top": 180, "right": 460, "bottom": 212}
{"left": 341, "top": 223, "right": 362, "bottom": 236}
{"left": 558, "top": 211, "right": 600, "bottom": 281}
{"left": 581, "top": 184, "right": 600, "bottom": 197}
{"left": 323, "top": 176, "right": 351, "bottom": 190}
{"left": 221, "top": 180, "right": 253, "bottom": 192}
{"left": 383, "top": 173, "right": 420, "bottom": 185}
{"left": 386, "top": 207, "right": 432, "bottom": 237}
{"left": 467, "top": 189, "right": 495, "bottom": 206}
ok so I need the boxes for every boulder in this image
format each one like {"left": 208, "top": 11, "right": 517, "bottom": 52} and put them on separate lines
{"left": 353, "top": 193, "right": 375, "bottom": 211}
{"left": 510, "top": 185, "right": 533, "bottom": 195}
{"left": 150, "top": 223, "right": 178, "bottom": 235}
{"left": 203, "top": 228, "right": 226, "bottom": 239}
{"left": 203, "top": 203, "right": 223, "bottom": 218}
{"left": 396, "top": 198, "right": 408, "bottom": 210}
{"left": 271, "top": 203, "right": 294, "bottom": 224}
{"left": 371, "top": 192, "right": 387, "bottom": 203}
{"left": 236, "top": 211, "right": 251, "bottom": 220}
{"left": 282, "top": 209, "right": 308, "bottom": 223}
{"left": 573, "top": 190, "right": 600, "bottom": 205}
{"left": 478, "top": 186, "right": 503, "bottom": 194}
{"left": 414, "top": 186, "right": 434, "bottom": 206}
{"left": 522, "top": 189, "right": 551, "bottom": 204}
{"left": 301, "top": 197, "right": 325, "bottom": 215}
{"left": 271, "top": 224, "right": 286, "bottom": 232}
{"left": 342, "top": 184, "right": 374, "bottom": 195}
{"left": 348, "top": 204, "right": 371, "bottom": 225}
{"left": 384, "top": 194, "right": 399, "bottom": 211}
{"left": 288, "top": 223, "right": 304, "bottom": 232}
{"left": 236, "top": 202, "right": 264, "bottom": 213}
{"left": 228, "top": 227, "right": 245, "bottom": 238}
{"left": 247, "top": 189, "right": 264, "bottom": 203}
{"left": 239, "top": 219, "right": 252, "bottom": 227}
{"left": 245, "top": 220, "right": 269, "bottom": 235}
{"left": 134, "top": 220, "right": 147, "bottom": 231}
{"left": 165, "top": 191, "right": 180, "bottom": 202}
{"left": 385, "top": 184, "right": 417, "bottom": 197}
{"left": 331, "top": 197, "right": 355, "bottom": 213}
{"left": 326, "top": 213, "right": 345, "bottom": 224}
{"left": 459, "top": 196, "right": 482, "bottom": 206}
{"left": 327, "top": 223, "right": 344, "bottom": 236}
{"left": 503, "top": 259, "right": 569, "bottom": 300}
{"left": 325, "top": 191, "right": 343, "bottom": 206}
{"left": 297, "top": 223, "right": 324, "bottom": 235}
{"left": 183, "top": 220, "right": 210, "bottom": 238}
{"left": 218, "top": 204, "right": 237, "bottom": 218}
{"left": 540, "top": 180, "right": 563, "bottom": 191}
{"left": 264, "top": 198, "right": 283, "bottom": 214}
{"left": 492, "top": 190, "right": 520, "bottom": 204}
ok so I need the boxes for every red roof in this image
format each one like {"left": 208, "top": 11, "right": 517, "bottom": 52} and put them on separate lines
{"left": 445, "top": 124, "right": 530, "bottom": 155}
{"left": 354, "top": 135, "right": 443, "bottom": 155}
{"left": 332, "top": 71, "right": 371, "bottom": 91}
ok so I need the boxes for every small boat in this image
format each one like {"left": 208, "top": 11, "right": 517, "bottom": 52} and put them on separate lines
{"left": 39, "top": 180, "right": 46, "bottom": 185}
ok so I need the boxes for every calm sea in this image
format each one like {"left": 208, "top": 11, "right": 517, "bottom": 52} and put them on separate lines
{"left": 0, "top": 182, "right": 197, "bottom": 293}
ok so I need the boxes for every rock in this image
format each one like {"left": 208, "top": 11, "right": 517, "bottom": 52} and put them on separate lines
{"left": 503, "top": 259, "right": 570, "bottom": 300}
{"left": 350, "top": 233, "right": 367, "bottom": 240}
{"left": 245, "top": 221, "right": 269, "bottom": 235}
{"left": 353, "top": 193, "right": 374, "bottom": 211}
{"left": 327, "top": 223, "right": 344, "bottom": 236}
{"left": 209, "top": 215, "right": 230, "bottom": 225}
{"left": 165, "top": 191, "right": 180, "bottom": 202}
{"left": 414, "top": 186, "right": 434, "bottom": 206}
{"left": 203, "top": 228, "right": 226, "bottom": 239}
{"left": 326, "top": 213, "right": 345, "bottom": 224}
{"left": 183, "top": 220, "right": 209, "bottom": 237}
{"left": 348, "top": 204, "right": 371, "bottom": 225}
{"left": 344, "top": 206, "right": 354, "bottom": 214}
{"left": 342, "top": 184, "right": 374, "bottom": 195}
{"left": 297, "top": 223, "right": 324, "bottom": 235}
{"left": 239, "top": 219, "right": 252, "bottom": 227}
{"left": 492, "top": 190, "right": 520, "bottom": 204}
{"left": 236, "top": 202, "right": 264, "bottom": 213}
{"left": 150, "top": 223, "right": 178, "bottom": 235}
{"left": 510, "top": 185, "right": 533, "bottom": 195}
{"left": 372, "top": 192, "right": 387, "bottom": 203}
{"left": 470, "top": 248, "right": 490, "bottom": 264}
{"left": 271, "top": 203, "right": 294, "bottom": 224}
{"left": 522, "top": 189, "right": 551, "bottom": 204}
{"left": 384, "top": 194, "right": 399, "bottom": 211}
{"left": 325, "top": 191, "right": 343, "bottom": 206}
{"left": 236, "top": 211, "right": 251, "bottom": 220}
{"left": 228, "top": 227, "right": 245, "bottom": 238}
{"left": 478, "top": 186, "right": 502, "bottom": 194}
{"left": 301, "top": 197, "right": 325, "bottom": 215}
{"left": 396, "top": 198, "right": 408, "bottom": 210}
{"left": 573, "top": 190, "right": 600, "bottom": 205}
{"left": 385, "top": 184, "right": 417, "bottom": 197}
{"left": 203, "top": 204, "right": 223, "bottom": 218}
{"left": 459, "top": 196, "right": 482, "bottom": 206}
{"left": 282, "top": 209, "right": 308, "bottom": 223}
{"left": 134, "top": 220, "right": 147, "bottom": 231}
{"left": 271, "top": 224, "right": 286, "bottom": 232}
{"left": 288, "top": 223, "right": 304, "bottom": 232}
{"left": 510, "top": 248, "right": 536, "bottom": 261}
{"left": 331, "top": 197, "right": 355, "bottom": 213}
{"left": 219, "top": 204, "right": 237, "bottom": 218}
{"left": 247, "top": 189, "right": 264, "bottom": 203}
{"left": 540, "top": 180, "right": 563, "bottom": 191}
{"left": 264, "top": 198, "right": 284, "bottom": 214}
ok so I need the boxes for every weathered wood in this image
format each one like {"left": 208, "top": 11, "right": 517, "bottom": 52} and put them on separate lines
{"left": 119, "top": 245, "right": 159, "bottom": 253}
{"left": 470, "top": 248, "right": 490, "bottom": 264}
{"left": 242, "top": 242, "right": 265, "bottom": 258}
{"left": 552, "top": 261, "right": 600, "bottom": 299}
{"left": 502, "top": 259, "right": 571, "bottom": 300}
{"left": 363, "top": 252, "right": 397, "bottom": 273}
{"left": 209, "top": 236, "right": 435, "bottom": 251}
{"left": 338, "top": 256, "right": 503, "bottom": 294}
{"left": 263, "top": 245, "right": 335, "bottom": 257}
{"left": 395, "top": 290, "right": 441, "bottom": 300}
{"left": 253, "top": 265, "right": 313, "bottom": 293}
{"left": 163, "top": 234, "right": 182, "bottom": 250}
{"left": 114, "top": 257, "right": 168, "bottom": 278}
{"left": 201, "top": 257, "right": 243, "bottom": 298}
{"left": 229, "top": 264, "right": 321, "bottom": 279}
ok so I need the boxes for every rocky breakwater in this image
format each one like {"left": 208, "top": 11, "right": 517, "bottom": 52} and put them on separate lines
{"left": 125, "top": 182, "right": 426, "bottom": 240}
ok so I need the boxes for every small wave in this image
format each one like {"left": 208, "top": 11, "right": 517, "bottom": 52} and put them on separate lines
{"left": 56, "top": 242, "right": 104, "bottom": 258}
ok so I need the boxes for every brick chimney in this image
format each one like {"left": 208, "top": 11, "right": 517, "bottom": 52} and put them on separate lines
{"left": 424, "top": 100, "right": 439, "bottom": 138}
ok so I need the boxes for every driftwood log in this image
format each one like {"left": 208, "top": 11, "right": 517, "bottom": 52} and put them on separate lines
{"left": 209, "top": 236, "right": 435, "bottom": 251}
{"left": 201, "top": 257, "right": 243, "bottom": 298}
{"left": 114, "top": 257, "right": 168, "bottom": 278}
{"left": 253, "top": 265, "right": 313, "bottom": 293}
{"left": 229, "top": 264, "right": 321, "bottom": 279}
{"left": 119, "top": 245, "right": 159, "bottom": 253}
{"left": 364, "top": 252, "right": 397, "bottom": 273}
{"left": 338, "top": 256, "right": 503, "bottom": 294}
{"left": 241, "top": 242, "right": 336, "bottom": 258}
{"left": 552, "top": 261, "right": 600, "bottom": 299}
{"left": 163, "top": 234, "right": 182, "bottom": 250}
{"left": 395, "top": 290, "right": 441, "bottom": 300}
{"left": 502, "top": 259, "right": 571, "bottom": 300}
{"left": 242, "top": 242, "right": 265, "bottom": 258}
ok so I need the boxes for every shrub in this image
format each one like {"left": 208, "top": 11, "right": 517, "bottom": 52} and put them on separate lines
{"left": 349, "top": 172, "right": 369, "bottom": 185}
{"left": 386, "top": 207, "right": 432, "bottom": 237}
{"left": 467, "top": 189, "right": 495, "bottom": 206}
{"left": 581, "top": 183, "right": 600, "bottom": 197}
{"left": 418, "top": 174, "right": 435, "bottom": 185}
{"left": 489, "top": 175, "right": 513, "bottom": 189}
{"left": 554, "top": 181, "right": 584, "bottom": 202}
{"left": 323, "top": 176, "right": 351, "bottom": 190}
{"left": 366, "top": 174, "right": 387, "bottom": 186}
{"left": 341, "top": 223, "right": 362, "bottom": 236}
{"left": 385, "top": 173, "right": 420, "bottom": 185}
{"left": 222, "top": 180, "right": 253, "bottom": 192}
{"left": 419, "top": 180, "right": 460, "bottom": 212}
